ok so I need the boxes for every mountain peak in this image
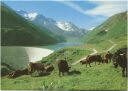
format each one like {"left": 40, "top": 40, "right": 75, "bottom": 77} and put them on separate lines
{"left": 16, "top": 10, "right": 38, "bottom": 21}
{"left": 56, "top": 21, "right": 79, "bottom": 32}
{"left": 27, "top": 12, "right": 38, "bottom": 21}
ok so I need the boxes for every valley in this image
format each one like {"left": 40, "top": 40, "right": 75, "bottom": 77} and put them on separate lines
{"left": 1, "top": 1, "right": 127, "bottom": 90}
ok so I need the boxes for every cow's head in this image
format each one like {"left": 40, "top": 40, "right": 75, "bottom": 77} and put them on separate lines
{"left": 28, "top": 62, "right": 34, "bottom": 74}
{"left": 80, "top": 59, "right": 86, "bottom": 65}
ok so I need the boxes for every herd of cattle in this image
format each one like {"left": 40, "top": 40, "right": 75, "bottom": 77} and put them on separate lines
{"left": 7, "top": 47, "right": 127, "bottom": 78}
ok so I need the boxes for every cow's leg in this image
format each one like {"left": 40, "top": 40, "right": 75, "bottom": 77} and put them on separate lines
{"left": 62, "top": 72, "right": 64, "bottom": 76}
{"left": 126, "top": 67, "right": 128, "bottom": 77}
{"left": 122, "top": 68, "right": 125, "bottom": 77}
{"left": 98, "top": 61, "right": 100, "bottom": 65}
{"left": 125, "top": 67, "right": 127, "bottom": 77}
{"left": 59, "top": 71, "right": 61, "bottom": 77}
{"left": 106, "top": 59, "right": 108, "bottom": 64}
{"left": 86, "top": 63, "right": 88, "bottom": 67}
{"left": 67, "top": 71, "right": 69, "bottom": 75}
{"left": 89, "top": 63, "right": 91, "bottom": 67}
{"left": 110, "top": 58, "right": 112, "bottom": 63}
{"left": 102, "top": 60, "right": 104, "bottom": 64}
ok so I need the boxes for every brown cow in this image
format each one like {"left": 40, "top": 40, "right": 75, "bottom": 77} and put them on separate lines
{"left": 102, "top": 54, "right": 108, "bottom": 63}
{"left": 8, "top": 70, "right": 22, "bottom": 78}
{"left": 112, "top": 48, "right": 127, "bottom": 77}
{"left": 57, "top": 60, "right": 71, "bottom": 76}
{"left": 8, "top": 68, "right": 28, "bottom": 78}
{"left": 80, "top": 59, "right": 86, "bottom": 64}
{"left": 45, "top": 64, "right": 54, "bottom": 73}
{"left": 28, "top": 62, "right": 45, "bottom": 74}
{"left": 80, "top": 54, "right": 103, "bottom": 67}
{"left": 105, "top": 51, "right": 113, "bottom": 63}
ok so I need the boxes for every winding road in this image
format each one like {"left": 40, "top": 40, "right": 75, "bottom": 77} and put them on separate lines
{"left": 71, "top": 40, "right": 117, "bottom": 65}
{"left": 107, "top": 40, "right": 117, "bottom": 51}
{"left": 71, "top": 48, "right": 98, "bottom": 65}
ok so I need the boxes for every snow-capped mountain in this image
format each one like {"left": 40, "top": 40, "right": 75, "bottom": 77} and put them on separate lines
{"left": 17, "top": 10, "right": 38, "bottom": 21}
{"left": 56, "top": 21, "right": 79, "bottom": 32}
{"left": 16, "top": 10, "right": 87, "bottom": 37}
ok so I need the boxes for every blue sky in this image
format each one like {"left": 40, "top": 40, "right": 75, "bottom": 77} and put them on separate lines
{"left": 3, "top": 0, "right": 127, "bottom": 30}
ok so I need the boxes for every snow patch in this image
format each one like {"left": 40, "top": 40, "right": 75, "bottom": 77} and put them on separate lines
{"left": 27, "top": 12, "right": 38, "bottom": 21}
{"left": 89, "top": 27, "right": 95, "bottom": 30}
{"left": 56, "top": 21, "right": 75, "bottom": 31}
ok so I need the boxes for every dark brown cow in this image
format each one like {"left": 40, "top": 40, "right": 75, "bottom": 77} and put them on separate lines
{"left": 57, "top": 60, "right": 71, "bottom": 76}
{"left": 80, "top": 59, "right": 86, "bottom": 64}
{"left": 45, "top": 64, "right": 54, "bottom": 73}
{"left": 102, "top": 54, "right": 108, "bottom": 63}
{"left": 112, "top": 48, "right": 127, "bottom": 77}
{"left": 105, "top": 51, "right": 113, "bottom": 63}
{"left": 8, "top": 70, "right": 22, "bottom": 78}
{"left": 28, "top": 62, "right": 45, "bottom": 74}
{"left": 102, "top": 57, "right": 108, "bottom": 63}
{"left": 80, "top": 54, "right": 103, "bottom": 67}
{"left": 8, "top": 68, "right": 29, "bottom": 78}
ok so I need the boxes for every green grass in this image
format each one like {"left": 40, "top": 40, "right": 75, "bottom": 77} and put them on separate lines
{"left": 1, "top": 43, "right": 127, "bottom": 90}
{"left": 41, "top": 46, "right": 92, "bottom": 64}
{"left": 81, "top": 12, "right": 127, "bottom": 44}
{"left": 1, "top": 35, "right": 127, "bottom": 90}
{"left": 1, "top": 63, "right": 127, "bottom": 90}
{"left": 1, "top": 5, "right": 127, "bottom": 90}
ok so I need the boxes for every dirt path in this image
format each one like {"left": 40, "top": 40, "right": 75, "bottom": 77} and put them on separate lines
{"left": 107, "top": 40, "right": 117, "bottom": 51}
{"left": 71, "top": 40, "right": 117, "bottom": 65}
{"left": 71, "top": 48, "right": 98, "bottom": 65}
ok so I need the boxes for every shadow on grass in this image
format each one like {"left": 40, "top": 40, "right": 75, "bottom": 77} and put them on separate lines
{"left": 68, "top": 70, "right": 81, "bottom": 75}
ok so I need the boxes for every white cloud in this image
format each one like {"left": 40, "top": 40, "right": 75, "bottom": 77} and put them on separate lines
{"left": 85, "top": 1, "right": 127, "bottom": 17}
{"left": 59, "top": 1, "right": 127, "bottom": 17}
{"left": 59, "top": 1, "right": 87, "bottom": 15}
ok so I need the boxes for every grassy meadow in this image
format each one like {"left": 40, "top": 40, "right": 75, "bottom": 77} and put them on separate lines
{"left": 1, "top": 63, "right": 127, "bottom": 90}
{"left": 1, "top": 38, "right": 127, "bottom": 90}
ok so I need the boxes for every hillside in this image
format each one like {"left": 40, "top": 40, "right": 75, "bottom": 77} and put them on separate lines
{"left": 1, "top": 8, "right": 127, "bottom": 90}
{"left": 1, "top": 46, "right": 29, "bottom": 76}
{"left": 1, "top": 3, "right": 64, "bottom": 46}
{"left": 82, "top": 12, "right": 127, "bottom": 44}
{"left": 1, "top": 44, "right": 127, "bottom": 90}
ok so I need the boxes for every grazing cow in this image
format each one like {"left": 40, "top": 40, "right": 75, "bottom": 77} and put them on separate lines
{"left": 45, "top": 64, "right": 54, "bottom": 73}
{"left": 22, "top": 68, "right": 29, "bottom": 75}
{"left": 8, "top": 70, "right": 22, "bottom": 78}
{"left": 80, "top": 54, "right": 103, "bottom": 67}
{"left": 57, "top": 60, "right": 71, "bottom": 76}
{"left": 28, "top": 62, "right": 45, "bottom": 74}
{"left": 8, "top": 68, "right": 28, "bottom": 78}
{"left": 101, "top": 54, "right": 108, "bottom": 64}
{"left": 102, "top": 56, "right": 108, "bottom": 63}
{"left": 112, "top": 48, "right": 127, "bottom": 77}
{"left": 105, "top": 51, "right": 113, "bottom": 63}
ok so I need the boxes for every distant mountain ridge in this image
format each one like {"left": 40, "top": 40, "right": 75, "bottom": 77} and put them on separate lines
{"left": 16, "top": 10, "right": 87, "bottom": 38}
{"left": 1, "top": 3, "right": 65, "bottom": 46}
